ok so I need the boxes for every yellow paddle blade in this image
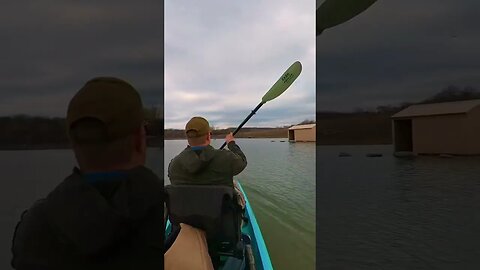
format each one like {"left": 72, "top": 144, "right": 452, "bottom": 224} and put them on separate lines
{"left": 261, "top": 61, "right": 302, "bottom": 103}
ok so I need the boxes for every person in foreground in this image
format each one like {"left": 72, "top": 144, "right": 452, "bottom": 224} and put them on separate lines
{"left": 168, "top": 116, "right": 247, "bottom": 190}
{"left": 11, "top": 77, "right": 164, "bottom": 270}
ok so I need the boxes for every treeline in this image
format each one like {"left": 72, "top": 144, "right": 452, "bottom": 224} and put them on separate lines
{"left": 375, "top": 85, "right": 480, "bottom": 114}
{"left": 0, "top": 116, "right": 69, "bottom": 149}
{"left": 165, "top": 127, "right": 288, "bottom": 140}
{"left": 318, "top": 85, "right": 480, "bottom": 116}
{"left": 0, "top": 107, "right": 163, "bottom": 150}
{"left": 165, "top": 118, "right": 316, "bottom": 140}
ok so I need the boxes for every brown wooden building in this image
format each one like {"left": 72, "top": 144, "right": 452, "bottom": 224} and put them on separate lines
{"left": 391, "top": 99, "right": 480, "bottom": 155}
{"left": 288, "top": 124, "right": 316, "bottom": 142}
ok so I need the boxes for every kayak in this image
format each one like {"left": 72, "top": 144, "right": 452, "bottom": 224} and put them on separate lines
{"left": 165, "top": 181, "right": 274, "bottom": 270}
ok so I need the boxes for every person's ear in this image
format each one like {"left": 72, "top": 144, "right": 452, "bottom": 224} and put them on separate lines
{"left": 206, "top": 132, "right": 211, "bottom": 143}
{"left": 134, "top": 125, "right": 146, "bottom": 153}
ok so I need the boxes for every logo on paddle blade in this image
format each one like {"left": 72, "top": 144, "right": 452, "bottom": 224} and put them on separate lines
{"left": 281, "top": 72, "right": 294, "bottom": 84}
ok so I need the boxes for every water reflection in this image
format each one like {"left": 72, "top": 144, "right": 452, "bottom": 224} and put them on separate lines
{"left": 317, "top": 145, "right": 480, "bottom": 269}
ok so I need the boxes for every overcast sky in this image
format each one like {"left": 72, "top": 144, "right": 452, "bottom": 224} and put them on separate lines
{"left": 4, "top": 1, "right": 477, "bottom": 123}
{"left": 316, "top": 0, "right": 480, "bottom": 112}
{"left": 165, "top": 0, "right": 315, "bottom": 129}
{"left": 0, "top": 0, "right": 163, "bottom": 117}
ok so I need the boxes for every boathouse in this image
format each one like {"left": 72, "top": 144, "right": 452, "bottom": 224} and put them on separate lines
{"left": 391, "top": 99, "right": 480, "bottom": 155}
{"left": 288, "top": 124, "right": 316, "bottom": 142}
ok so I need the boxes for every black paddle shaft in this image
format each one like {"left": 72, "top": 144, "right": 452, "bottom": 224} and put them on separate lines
{"left": 219, "top": 102, "right": 264, "bottom": 149}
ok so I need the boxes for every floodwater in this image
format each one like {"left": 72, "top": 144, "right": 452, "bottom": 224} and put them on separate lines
{"left": 0, "top": 139, "right": 316, "bottom": 270}
{"left": 165, "top": 139, "right": 316, "bottom": 270}
{"left": 3, "top": 143, "right": 477, "bottom": 269}
{"left": 317, "top": 145, "right": 480, "bottom": 270}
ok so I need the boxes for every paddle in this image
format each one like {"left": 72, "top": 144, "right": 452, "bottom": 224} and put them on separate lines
{"left": 317, "top": 0, "right": 377, "bottom": 36}
{"left": 219, "top": 61, "right": 302, "bottom": 149}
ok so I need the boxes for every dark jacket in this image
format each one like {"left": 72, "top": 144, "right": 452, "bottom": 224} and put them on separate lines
{"left": 11, "top": 166, "right": 164, "bottom": 270}
{"left": 168, "top": 141, "right": 247, "bottom": 187}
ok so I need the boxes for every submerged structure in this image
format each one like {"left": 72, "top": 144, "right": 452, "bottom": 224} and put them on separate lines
{"left": 391, "top": 99, "right": 480, "bottom": 155}
{"left": 288, "top": 124, "right": 316, "bottom": 142}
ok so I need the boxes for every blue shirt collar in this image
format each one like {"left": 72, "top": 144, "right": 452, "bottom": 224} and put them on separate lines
{"left": 190, "top": 145, "right": 207, "bottom": 151}
{"left": 82, "top": 171, "right": 128, "bottom": 184}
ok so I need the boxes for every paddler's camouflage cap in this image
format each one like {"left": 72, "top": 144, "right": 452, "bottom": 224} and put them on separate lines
{"left": 185, "top": 116, "right": 211, "bottom": 138}
{"left": 66, "top": 77, "right": 144, "bottom": 141}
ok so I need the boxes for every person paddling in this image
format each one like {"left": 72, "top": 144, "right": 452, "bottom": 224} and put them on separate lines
{"left": 165, "top": 116, "right": 247, "bottom": 269}
{"left": 168, "top": 116, "right": 247, "bottom": 207}
{"left": 11, "top": 77, "right": 164, "bottom": 270}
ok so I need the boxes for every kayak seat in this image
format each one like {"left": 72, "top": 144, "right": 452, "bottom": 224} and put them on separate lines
{"left": 165, "top": 184, "right": 244, "bottom": 259}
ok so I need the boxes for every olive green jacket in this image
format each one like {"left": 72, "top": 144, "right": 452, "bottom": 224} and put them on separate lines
{"left": 168, "top": 141, "right": 247, "bottom": 187}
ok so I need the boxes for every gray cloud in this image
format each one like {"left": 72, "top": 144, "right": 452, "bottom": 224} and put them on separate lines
{"left": 165, "top": 0, "right": 315, "bottom": 129}
{"left": 0, "top": 0, "right": 163, "bottom": 116}
{"left": 316, "top": 0, "right": 480, "bottom": 111}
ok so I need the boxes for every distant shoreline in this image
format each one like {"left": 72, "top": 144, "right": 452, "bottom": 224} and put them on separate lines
{"left": 0, "top": 138, "right": 164, "bottom": 151}
{"left": 0, "top": 128, "right": 291, "bottom": 150}
{"left": 164, "top": 127, "right": 289, "bottom": 140}
{"left": 4, "top": 91, "right": 480, "bottom": 149}
{"left": 0, "top": 122, "right": 395, "bottom": 150}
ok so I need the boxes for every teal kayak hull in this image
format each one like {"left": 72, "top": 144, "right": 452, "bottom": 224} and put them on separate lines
{"left": 165, "top": 181, "right": 273, "bottom": 270}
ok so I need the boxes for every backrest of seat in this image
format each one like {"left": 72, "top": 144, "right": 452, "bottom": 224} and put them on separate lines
{"left": 165, "top": 185, "right": 242, "bottom": 257}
